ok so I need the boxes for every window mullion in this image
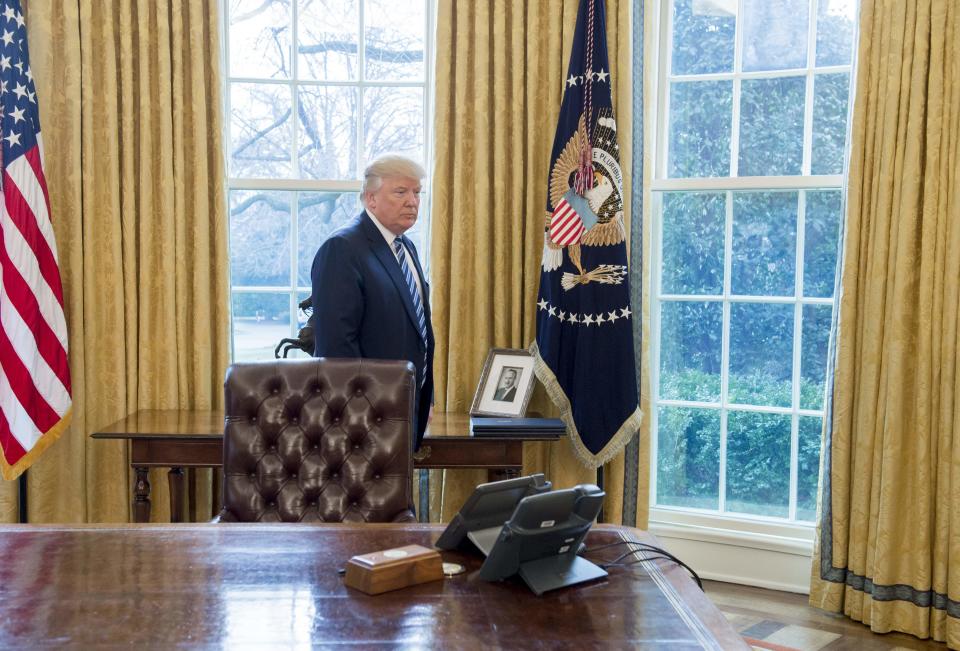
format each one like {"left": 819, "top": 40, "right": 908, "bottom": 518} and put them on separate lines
{"left": 357, "top": 0, "right": 366, "bottom": 177}
{"left": 729, "top": 0, "right": 745, "bottom": 178}
{"left": 719, "top": 190, "right": 734, "bottom": 514}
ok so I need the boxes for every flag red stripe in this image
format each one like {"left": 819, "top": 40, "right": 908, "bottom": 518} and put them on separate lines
{"left": 0, "top": 407, "right": 28, "bottom": 467}
{"left": 552, "top": 203, "right": 574, "bottom": 222}
{"left": 0, "top": 323, "right": 59, "bottom": 432}
{"left": 550, "top": 213, "right": 576, "bottom": 236}
{"left": 554, "top": 216, "right": 583, "bottom": 241}
{"left": 24, "top": 147, "right": 52, "bottom": 226}
{"left": 551, "top": 212, "right": 574, "bottom": 231}
{"left": 0, "top": 244, "right": 71, "bottom": 392}
{"left": 555, "top": 223, "right": 584, "bottom": 245}
{"left": 3, "top": 169, "right": 64, "bottom": 306}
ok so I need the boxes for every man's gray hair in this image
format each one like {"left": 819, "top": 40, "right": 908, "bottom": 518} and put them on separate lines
{"left": 361, "top": 154, "right": 426, "bottom": 205}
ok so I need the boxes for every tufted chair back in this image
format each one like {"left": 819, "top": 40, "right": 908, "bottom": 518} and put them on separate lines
{"left": 215, "top": 358, "right": 416, "bottom": 523}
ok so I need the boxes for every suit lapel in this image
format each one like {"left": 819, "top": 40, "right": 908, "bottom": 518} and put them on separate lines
{"left": 360, "top": 212, "right": 423, "bottom": 337}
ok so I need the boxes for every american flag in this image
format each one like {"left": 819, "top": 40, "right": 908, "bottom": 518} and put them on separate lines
{"left": 0, "top": 0, "right": 71, "bottom": 480}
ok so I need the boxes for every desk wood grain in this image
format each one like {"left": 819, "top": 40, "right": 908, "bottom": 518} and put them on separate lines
{"left": 0, "top": 523, "right": 746, "bottom": 649}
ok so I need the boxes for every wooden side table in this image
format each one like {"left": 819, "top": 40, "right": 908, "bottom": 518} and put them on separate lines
{"left": 92, "top": 410, "right": 562, "bottom": 523}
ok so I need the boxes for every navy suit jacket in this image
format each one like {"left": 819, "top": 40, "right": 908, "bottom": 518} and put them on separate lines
{"left": 310, "top": 212, "right": 434, "bottom": 449}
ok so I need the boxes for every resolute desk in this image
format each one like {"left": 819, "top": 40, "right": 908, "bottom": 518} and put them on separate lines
{"left": 0, "top": 523, "right": 747, "bottom": 649}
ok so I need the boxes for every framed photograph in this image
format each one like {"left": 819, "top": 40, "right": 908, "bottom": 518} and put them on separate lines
{"left": 469, "top": 348, "right": 536, "bottom": 418}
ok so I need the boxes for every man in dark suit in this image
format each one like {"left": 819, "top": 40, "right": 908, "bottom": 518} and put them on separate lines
{"left": 311, "top": 155, "right": 433, "bottom": 450}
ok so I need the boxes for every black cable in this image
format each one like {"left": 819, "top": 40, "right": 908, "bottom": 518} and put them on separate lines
{"left": 582, "top": 539, "right": 703, "bottom": 590}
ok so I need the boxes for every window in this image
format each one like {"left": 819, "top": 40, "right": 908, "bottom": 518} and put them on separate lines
{"left": 224, "top": 0, "right": 433, "bottom": 360}
{"left": 651, "top": 0, "right": 856, "bottom": 524}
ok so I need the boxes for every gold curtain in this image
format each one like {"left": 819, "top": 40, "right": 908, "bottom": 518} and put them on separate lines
{"left": 809, "top": 0, "right": 960, "bottom": 645}
{"left": 430, "top": 0, "right": 648, "bottom": 525}
{"left": 0, "top": 0, "right": 229, "bottom": 523}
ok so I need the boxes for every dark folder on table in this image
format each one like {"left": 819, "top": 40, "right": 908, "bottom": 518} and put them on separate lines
{"left": 470, "top": 417, "right": 565, "bottom": 438}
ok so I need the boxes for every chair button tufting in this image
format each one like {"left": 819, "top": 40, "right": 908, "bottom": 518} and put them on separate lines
{"left": 291, "top": 473, "right": 297, "bottom": 479}
{"left": 312, "top": 443, "right": 319, "bottom": 450}
{"left": 355, "top": 389, "right": 363, "bottom": 396}
{"left": 268, "top": 501, "right": 276, "bottom": 507}
{"left": 374, "top": 474, "right": 381, "bottom": 480}
{"left": 353, "top": 444, "right": 360, "bottom": 450}
{"left": 291, "top": 417, "right": 299, "bottom": 424}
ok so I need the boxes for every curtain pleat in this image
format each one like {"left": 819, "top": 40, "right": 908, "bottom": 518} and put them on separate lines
{"left": 810, "top": 0, "right": 960, "bottom": 645}
{"left": 0, "top": 0, "right": 228, "bottom": 523}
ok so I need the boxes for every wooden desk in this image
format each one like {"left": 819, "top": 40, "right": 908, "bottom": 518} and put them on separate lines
{"left": 0, "top": 523, "right": 746, "bottom": 649}
{"left": 92, "top": 410, "right": 561, "bottom": 523}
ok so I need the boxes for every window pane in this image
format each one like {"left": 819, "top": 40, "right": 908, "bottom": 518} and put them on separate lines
{"left": 657, "top": 407, "right": 720, "bottom": 509}
{"left": 670, "top": 0, "right": 736, "bottom": 75}
{"left": 811, "top": 73, "right": 851, "bottom": 175}
{"left": 729, "top": 303, "right": 794, "bottom": 407}
{"left": 229, "top": 190, "right": 291, "bottom": 287}
{"left": 738, "top": 77, "right": 805, "bottom": 176}
{"left": 298, "top": 0, "right": 359, "bottom": 81}
{"left": 741, "top": 0, "right": 808, "bottom": 72}
{"left": 228, "top": 0, "right": 292, "bottom": 79}
{"left": 661, "top": 192, "right": 725, "bottom": 295}
{"left": 804, "top": 190, "right": 842, "bottom": 298}
{"left": 232, "top": 292, "right": 292, "bottom": 361}
{"left": 659, "top": 301, "right": 723, "bottom": 402}
{"left": 797, "top": 416, "right": 822, "bottom": 521}
{"left": 230, "top": 83, "right": 293, "bottom": 178}
{"left": 297, "top": 191, "right": 361, "bottom": 286}
{"left": 364, "top": 0, "right": 426, "bottom": 81}
{"left": 816, "top": 0, "right": 857, "bottom": 67}
{"left": 274, "top": 289, "right": 314, "bottom": 359}
{"left": 298, "top": 86, "right": 359, "bottom": 180}
{"left": 668, "top": 81, "right": 732, "bottom": 178}
{"left": 800, "top": 305, "right": 832, "bottom": 410}
{"left": 363, "top": 86, "right": 424, "bottom": 162}
{"left": 732, "top": 192, "right": 797, "bottom": 296}
{"left": 726, "top": 411, "right": 791, "bottom": 517}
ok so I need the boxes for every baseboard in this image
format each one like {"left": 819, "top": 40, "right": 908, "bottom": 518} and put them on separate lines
{"left": 648, "top": 519, "right": 814, "bottom": 595}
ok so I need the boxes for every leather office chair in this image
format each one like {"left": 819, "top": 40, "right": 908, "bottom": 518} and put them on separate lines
{"left": 214, "top": 358, "right": 416, "bottom": 523}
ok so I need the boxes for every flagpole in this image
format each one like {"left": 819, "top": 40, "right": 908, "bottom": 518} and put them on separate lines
{"left": 18, "top": 471, "right": 28, "bottom": 523}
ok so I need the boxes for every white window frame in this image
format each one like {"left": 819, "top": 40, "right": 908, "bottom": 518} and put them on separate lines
{"left": 221, "top": 0, "right": 436, "bottom": 361}
{"left": 647, "top": 0, "right": 853, "bottom": 542}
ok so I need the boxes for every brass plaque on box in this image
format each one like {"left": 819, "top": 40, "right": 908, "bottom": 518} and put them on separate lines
{"left": 343, "top": 544, "right": 443, "bottom": 595}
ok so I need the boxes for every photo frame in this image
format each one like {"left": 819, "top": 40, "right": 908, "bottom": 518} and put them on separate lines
{"left": 469, "top": 348, "right": 536, "bottom": 418}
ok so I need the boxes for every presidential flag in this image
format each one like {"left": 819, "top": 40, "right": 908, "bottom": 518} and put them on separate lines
{"left": 531, "top": 0, "right": 641, "bottom": 467}
{"left": 0, "top": 0, "right": 72, "bottom": 480}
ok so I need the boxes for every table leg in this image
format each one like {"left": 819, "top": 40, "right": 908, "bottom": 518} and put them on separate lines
{"left": 168, "top": 467, "right": 185, "bottom": 523}
{"left": 487, "top": 468, "right": 521, "bottom": 483}
{"left": 212, "top": 467, "right": 222, "bottom": 518}
{"left": 133, "top": 467, "right": 151, "bottom": 523}
{"left": 418, "top": 469, "right": 430, "bottom": 523}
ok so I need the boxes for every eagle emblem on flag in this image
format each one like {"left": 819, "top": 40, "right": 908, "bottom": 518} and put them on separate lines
{"left": 530, "top": 0, "right": 642, "bottom": 467}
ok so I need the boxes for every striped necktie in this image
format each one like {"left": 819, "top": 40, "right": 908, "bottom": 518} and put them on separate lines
{"left": 393, "top": 238, "right": 428, "bottom": 384}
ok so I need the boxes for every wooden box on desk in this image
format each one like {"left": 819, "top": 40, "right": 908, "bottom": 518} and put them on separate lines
{"left": 344, "top": 544, "right": 443, "bottom": 595}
